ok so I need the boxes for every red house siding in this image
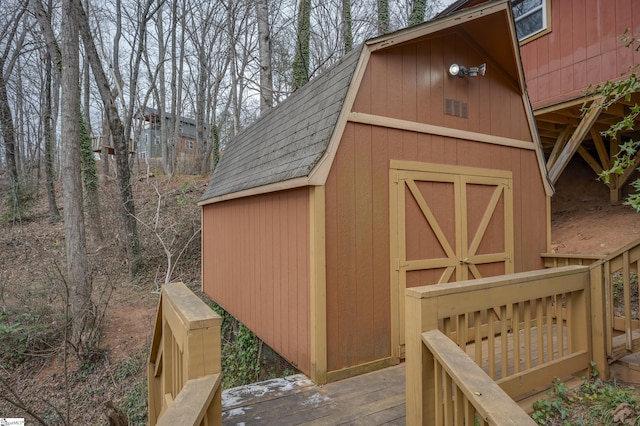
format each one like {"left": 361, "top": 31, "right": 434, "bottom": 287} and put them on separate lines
{"left": 521, "top": 0, "right": 640, "bottom": 109}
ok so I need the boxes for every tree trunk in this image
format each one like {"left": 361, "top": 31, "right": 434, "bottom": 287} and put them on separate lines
{"left": 80, "top": 114, "right": 103, "bottom": 247}
{"left": 408, "top": 0, "right": 426, "bottom": 26}
{"left": 156, "top": 4, "right": 171, "bottom": 176}
{"left": 341, "top": 0, "right": 353, "bottom": 53}
{"left": 44, "top": 47, "right": 61, "bottom": 223}
{"left": 77, "top": 0, "right": 140, "bottom": 276}
{"left": 61, "top": 0, "right": 93, "bottom": 355}
{"left": 292, "top": 0, "right": 311, "bottom": 90}
{"left": 377, "top": 0, "right": 389, "bottom": 35}
{"left": 0, "top": 59, "right": 18, "bottom": 189}
{"left": 256, "top": 0, "right": 273, "bottom": 113}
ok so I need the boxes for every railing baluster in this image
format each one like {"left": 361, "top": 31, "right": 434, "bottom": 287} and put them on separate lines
{"left": 457, "top": 314, "right": 467, "bottom": 350}
{"left": 566, "top": 292, "right": 574, "bottom": 353}
{"left": 557, "top": 295, "right": 565, "bottom": 358}
{"left": 624, "top": 251, "right": 632, "bottom": 350}
{"left": 474, "top": 311, "right": 482, "bottom": 367}
{"left": 536, "top": 298, "right": 544, "bottom": 365}
{"left": 444, "top": 370, "right": 453, "bottom": 425}
{"left": 605, "top": 261, "right": 613, "bottom": 356}
{"left": 513, "top": 302, "right": 520, "bottom": 374}
{"left": 435, "top": 360, "right": 443, "bottom": 426}
{"left": 524, "top": 300, "right": 532, "bottom": 369}
{"left": 488, "top": 309, "right": 496, "bottom": 379}
{"left": 500, "top": 304, "right": 508, "bottom": 379}
{"left": 545, "top": 295, "right": 554, "bottom": 361}
{"left": 455, "top": 384, "right": 464, "bottom": 425}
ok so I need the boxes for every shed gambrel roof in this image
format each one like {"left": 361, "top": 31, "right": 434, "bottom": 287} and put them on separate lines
{"left": 199, "top": 47, "right": 362, "bottom": 203}
{"left": 200, "top": 0, "right": 553, "bottom": 205}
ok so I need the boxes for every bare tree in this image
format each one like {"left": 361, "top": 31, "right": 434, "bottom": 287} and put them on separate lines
{"left": 77, "top": 0, "right": 140, "bottom": 276}
{"left": 61, "top": 0, "right": 92, "bottom": 354}
{"left": 408, "top": 0, "right": 426, "bottom": 26}
{"left": 292, "top": 0, "right": 310, "bottom": 89}
{"left": 0, "top": 2, "right": 28, "bottom": 207}
{"left": 378, "top": 0, "right": 389, "bottom": 34}
{"left": 341, "top": 0, "right": 353, "bottom": 53}
{"left": 43, "top": 41, "right": 60, "bottom": 222}
{"left": 256, "top": 0, "right": 273, "bottom": 113}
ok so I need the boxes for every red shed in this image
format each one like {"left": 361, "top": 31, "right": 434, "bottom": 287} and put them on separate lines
{"left": 199, "top": 0, "right": 552, "bottom": 384}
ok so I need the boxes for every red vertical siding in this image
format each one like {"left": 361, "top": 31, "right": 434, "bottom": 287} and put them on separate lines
{"left": 521, "top": 0, "right": 640, "bottom": 109}
{"left": 201, "top": 188, "right": 311, "bottom": 375}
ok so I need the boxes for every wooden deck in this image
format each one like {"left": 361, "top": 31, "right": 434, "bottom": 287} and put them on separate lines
{"left": 221, "top": 321, "right": 577, "bottom": 425}
{"left": 222, "top": 365, "right": 406, "bottom": 425}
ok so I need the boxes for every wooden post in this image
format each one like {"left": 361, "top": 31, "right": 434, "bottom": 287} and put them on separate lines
{"left": 610, "top": 137, "right": 621, "bottom": 203}
{"left": 589, "top": 262, "right": 609, "bottom": 379}
{"left": 405, "top": 289, "right": 438, "bottom": 425}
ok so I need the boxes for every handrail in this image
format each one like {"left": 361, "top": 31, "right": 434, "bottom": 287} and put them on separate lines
{"left": 148, "top": 282, "right": 222, "bottom": 426}
{"left": 156, "top": 374, "right": 222, "bottom": 426}
{"left": 405, "top": 266, "right": 600, "bottom": 424}
{"left": 541, "top": 252, "right": 603, "bottom": 268}
{"left": 422, "top": 329, "right": 535, "bottom": 426}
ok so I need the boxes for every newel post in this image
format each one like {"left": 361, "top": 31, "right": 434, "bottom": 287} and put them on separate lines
{"left": 405, "top": 288, "right": 438, "bottom": 425}
{"left": 589, "top": 261, "right": 609, "bottom": 379}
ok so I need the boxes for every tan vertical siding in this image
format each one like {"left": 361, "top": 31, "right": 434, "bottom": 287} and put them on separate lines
{"left": 324, "top": 35, "right": 546, "bottom": 371}
{"left": 201, "top": 188, "right": 311, "bottom": 375}
{"left": 521, "top": 0, "right": 640, "bottom": 109}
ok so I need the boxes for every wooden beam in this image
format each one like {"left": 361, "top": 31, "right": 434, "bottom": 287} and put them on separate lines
{"left": 546, "top": 126, "right": 572, "bottom": 171}
{"left": 618, "top": 153, "right": 640, "bottom": 187}
{"left": 590, "top": 128, "right": 610, "bottom": 170}
{"left": 548, "top": 98, "right": 605, "bottom": 184}
{"left": 577, "top": 146, "right": 605, "bottom": 177}
{"left": 610, "top": 137, "right": 621, "bottom": 202}
{"left": 536, "top": 112, "right": 580, "bottom": 126}
{"left": 348, "top": 112, "right": 536, "bottom": 151}
{"left": 309, "top": 186, "right": 327, "bottom": 384}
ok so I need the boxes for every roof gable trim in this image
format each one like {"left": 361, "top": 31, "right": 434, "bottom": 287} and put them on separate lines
{"left": 366, "top": 0, "right": 511, "bottom": 53}
{"left": 307, "top": 46, "right": 372, "bottom": 186}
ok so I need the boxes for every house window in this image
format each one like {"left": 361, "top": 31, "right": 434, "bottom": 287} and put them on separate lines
{"left": 512, "top": 0, "right": 548, "bottom": 41}
{"left": 186, "top": 140, "right": 194, "bottom": 149}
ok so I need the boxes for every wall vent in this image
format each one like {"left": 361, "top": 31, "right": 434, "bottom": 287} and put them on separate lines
{"left": 445, "top": 98, "right": 468, "bottom": 118}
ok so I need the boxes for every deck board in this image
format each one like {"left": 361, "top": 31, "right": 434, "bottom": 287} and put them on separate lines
{"left": 222, "top": 365, "right": 406, "bottom": 425}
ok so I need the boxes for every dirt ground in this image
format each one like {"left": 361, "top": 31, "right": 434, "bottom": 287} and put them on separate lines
{"left": 0, "top": 172, "right": 206, "bottom": 424}
{"left": 551, "top": 157, "right": 640, "bottom": 255}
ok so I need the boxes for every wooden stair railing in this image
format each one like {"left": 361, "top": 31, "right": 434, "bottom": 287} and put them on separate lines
{"left": 542, "top": 237, "right": 640, "bottom": 378}
{"left": 405, "top": 266, "right": 601, "bottom": 425}
{"left": 148, "top": 282, "right": 222, "bottom": 426}
{"left": 422, "top": 329, "right": 535, "bottom": 426}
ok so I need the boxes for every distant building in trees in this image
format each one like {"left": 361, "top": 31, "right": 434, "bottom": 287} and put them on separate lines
{"left": 138, "top": 107, "right": 203, "bottom": 161}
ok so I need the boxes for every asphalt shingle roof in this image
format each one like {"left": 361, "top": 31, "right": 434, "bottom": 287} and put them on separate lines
{"left": 199, "top": 46, "right": 362, "bottom": 202}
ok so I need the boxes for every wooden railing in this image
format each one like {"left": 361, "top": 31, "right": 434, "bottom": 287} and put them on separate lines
{"left": 591, "top": 239, "right": 640, "bottom": 364}
{"left": 422, "top": 329, "right": 536, "bottom": 426}
{"left": 148, "top": 282, "right": 222, "bottom": 426}
{"left": 405, "top": 266, "right": 600, "bottom": 424}
{"left": 541, "top": 252, "right": 604, "bottom": 268}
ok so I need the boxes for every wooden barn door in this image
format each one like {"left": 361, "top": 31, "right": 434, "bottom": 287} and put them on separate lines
{"left": 390, "top": 161, "right": 514, "bottom": 358}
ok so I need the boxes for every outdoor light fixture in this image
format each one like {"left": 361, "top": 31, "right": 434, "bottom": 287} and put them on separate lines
{"left": 449, "top": 63, "right": 487, "bottom": 78}
{"left": 449, "top": 63, "right": 467, "bottom": 77}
